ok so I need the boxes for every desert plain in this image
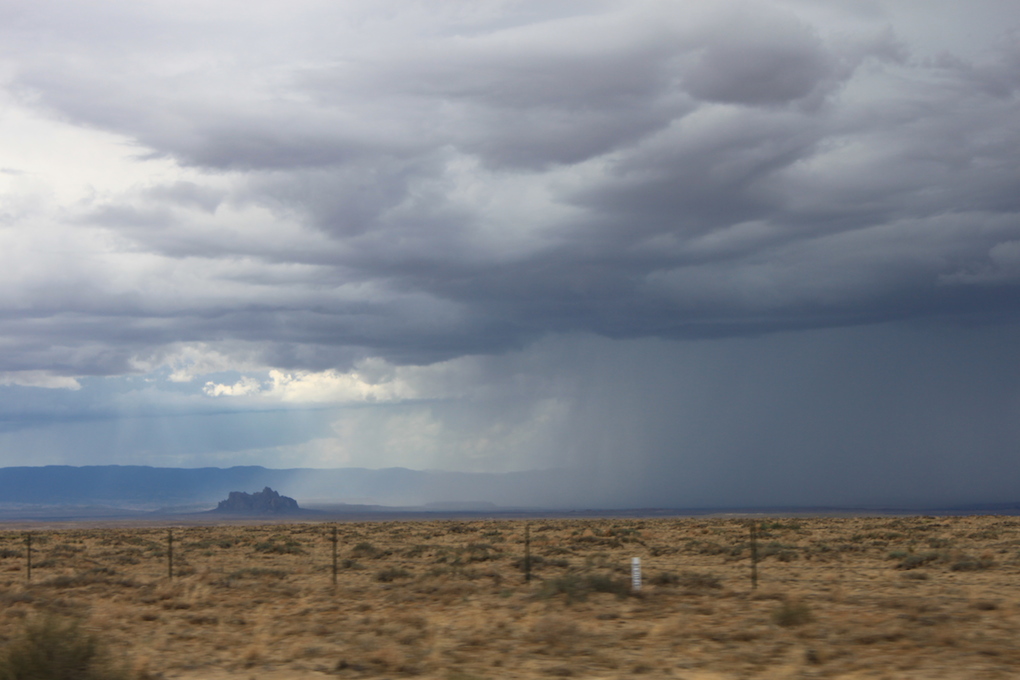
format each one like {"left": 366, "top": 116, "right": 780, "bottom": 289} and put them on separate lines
{"left": 1, "top": 514, "right": 1019, "bottom": 679}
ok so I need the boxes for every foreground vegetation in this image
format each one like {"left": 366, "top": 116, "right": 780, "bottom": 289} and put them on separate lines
{"left": 1, "top": 515, "right": 1019, "bottom": 679}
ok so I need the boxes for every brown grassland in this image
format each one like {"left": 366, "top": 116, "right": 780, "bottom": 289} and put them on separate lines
{"left": 1, "top": 514, "right": 1019, "bottom": 679}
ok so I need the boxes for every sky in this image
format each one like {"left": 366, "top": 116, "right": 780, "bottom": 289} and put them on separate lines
{"left": 1, "top": 0, "right": 1020, "bottom": 508}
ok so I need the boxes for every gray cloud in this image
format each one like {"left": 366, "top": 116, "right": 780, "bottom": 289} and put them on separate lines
{"left": 2, "top": 0, "right": 1018, "bottom": 368}
{"left": 1, "top": 1, "right": 1019, "bottom": 506}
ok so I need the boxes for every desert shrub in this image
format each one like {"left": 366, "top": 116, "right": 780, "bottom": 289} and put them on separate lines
{"left": 463, "top": 543, "right": 502, "bottom": 562}
{"left": 760, "top": 542, "right": 798, "bottom": 561}
{"left": 529, "top": 616, "right": 579, "bottom": 649}
{"left": 0, "top": 549, "right": 21, "bottom": 559}
{"left": 570, "top": 535, "right": 622, "bottom": 549}
{"left": 0, "top": 591, "right": 33, "bottom": 606}
{"left": 187, "top": 537, "right": 238, "bottom": 550}
{"left": 227, "top": 567, "right": 288, "bottom": 580}
{"left": 432, "top": 548, "right": 462, "bottom": 566}
{"left": 102, "top": 548, "right": 143, "bottom": 566}
{"left": 687, "top": 540, "right": 727, "bottom": 556}
{"left": 950, "top": 555, "right": 994, "bottom": 571}
{"left": 511, "top": 555, "right": 570, "bottom": 571}
{"left": 649, "top": 571, "right": 679, "bottom": 586}
{"left": 897, "top": 552, "right": 941, "bottom": 570}
{"left": 403, "top": 544, "right": 431, "bottom": 558}
{"left": 43, "top": 568, "right": 137, "bottom": 589}
{"left": 253, "top": 537, "right": 304, "bottom": 555}
{"left": 350, "top": 542, "right": 380, "bottom": 558}
{"left": 585, "top": 573, "right": 629, "bottom": 595}
{"left": 0, "top": 615, "right": 132, "bottom": 680}
{"left": 677, "top": 571, "right": 722, "bottom": 591}
{"left": 538, "top": 572, "right": 630, "bottom": 602}
{"left": 604, "top": 526, "right": 643, "bottom": 543}
{"left": 773, "top": 599, "right": 813, "bottom": 627}
{"left": 901, "top": 571, "right": 929, "bottom": 581}
{"left": 376, "top": 567, "right": 411, "bottom": 582}
{"left": 46, "top": 544, "right": 85, "bottom": 558}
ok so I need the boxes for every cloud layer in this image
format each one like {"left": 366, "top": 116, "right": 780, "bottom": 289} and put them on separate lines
{"left": 1, "top": 1, "right": 1019, "bottom": 506}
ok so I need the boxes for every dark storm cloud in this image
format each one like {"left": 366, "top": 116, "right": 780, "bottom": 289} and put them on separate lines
{"left": 1, "top": 0, "right": 1020, "bottom": 375}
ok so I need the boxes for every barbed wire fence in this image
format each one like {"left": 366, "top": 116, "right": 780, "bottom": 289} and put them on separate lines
{"left": 0, "top": 516, "right": 1017, "bottom": 600}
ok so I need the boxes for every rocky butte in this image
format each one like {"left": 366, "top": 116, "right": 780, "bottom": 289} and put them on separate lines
{"left": 213, "top": 487, "right": 300, "bottom": 514}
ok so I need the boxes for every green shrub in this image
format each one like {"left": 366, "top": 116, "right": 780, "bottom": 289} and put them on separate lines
{"left": 511, "top": 555, "right": 569, "bottom": 570}
{"left": 376, "top": 567, "right": 411, "bottom": 582}
{"left": 403, "top": 544, "right": 431, "bottom": 558}
{"left": 897, "top": 552, "right": 940, "bottom": 570}
{"left": 649, "top": 571, "right": 679, "bottom": 586}
{"left": 773, "top": 599, "right": 813, "bottom": 627}
{"left": 253, "top": 537, "right": 304, "bottom": 555}
{"left": 350, "top": 542, "right": 380, "bottom": 558}
{"left": 227, "top": 567, "right": 288, "bottom": 580}
{"left": 677, "top": 571, "right": 722, "bottom": 591}
{"left": 950, "top": 555, "right": 994, "bottom": 572}
{"left": 0, "top": 615, "right": 132, "bottom": 680}
{"left": 538, "top": 572, "right": 631, "bottom": 602}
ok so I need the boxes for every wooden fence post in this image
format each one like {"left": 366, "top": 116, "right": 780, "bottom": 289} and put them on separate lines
{"left": 331, "top": 525, "right": 338, "bottom": 587}
{"left": 750, "top": 521, "right": 759, "bottom": 590}
{"left": 167, "top": 529, "right": 173, "bottom": 579}
{"left": 524, "top": 523, "right": 532, "bottom": 583}
{"left": 25, "top": 533, "right": 32, "bottom": 582}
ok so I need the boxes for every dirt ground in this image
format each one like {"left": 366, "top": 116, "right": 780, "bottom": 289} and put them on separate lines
{"left": 1, "top": 514, "right": 1019, "bottom": 679}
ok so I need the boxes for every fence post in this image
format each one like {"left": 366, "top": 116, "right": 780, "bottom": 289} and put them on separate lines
{"left": 524, "top": 523, "right": 532, "bottom": 583}
{"left": 331, "top": 525, "right": 338, "bottom": 587}
{"left": 749, "top": 521, "right": 759, "bottom": 590}
{"left": 167, "top": 529, "right": 173, "bottom": 579}
{"left": 631, "top": 556, "right": 642, "bottom": 592}
{"left": 25, "top": 533, "right": 32, "bottom": 582}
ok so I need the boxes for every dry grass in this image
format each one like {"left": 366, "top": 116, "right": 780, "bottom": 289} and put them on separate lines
{"left": 0, "top": 515, "right": 1019, "bottom": 678}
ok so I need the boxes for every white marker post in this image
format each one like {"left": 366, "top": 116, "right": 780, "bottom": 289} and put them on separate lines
{"left": 631, "top": 556, "right": 642, "bottom": 592}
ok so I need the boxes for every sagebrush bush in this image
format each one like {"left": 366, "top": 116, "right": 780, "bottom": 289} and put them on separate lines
{"left": 253, "top": 537, "right": 304, "bottom": 554}
{"left": 0, "top": 615, "right": 132, "bottom": 680}
{"left": 950, "top": 555, "right": 994, "bottom": 571}
{"left": 350, "top": 541, "right": 380, "bottom": 558}
{"left": 773, "top": 599, "right": 813, "bottom": 627}
{"left": 677, "top": 571, "right": 722, "bottom": 591}
{"left": 538, "top": 572, "right": 630, "bottom": 602}
{"left": 896, "top": 552, "right": 941, "bottom": 570}
{"left": 376, "top": 567, "right": 411, "bottom": 582}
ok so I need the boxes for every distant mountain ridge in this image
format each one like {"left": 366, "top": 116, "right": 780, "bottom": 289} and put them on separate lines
{"left": 0, "top": 465, "right": 1018, "bottom": 517}
{"left": 0, "top": 465, "right": 578, "bottom": 509}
